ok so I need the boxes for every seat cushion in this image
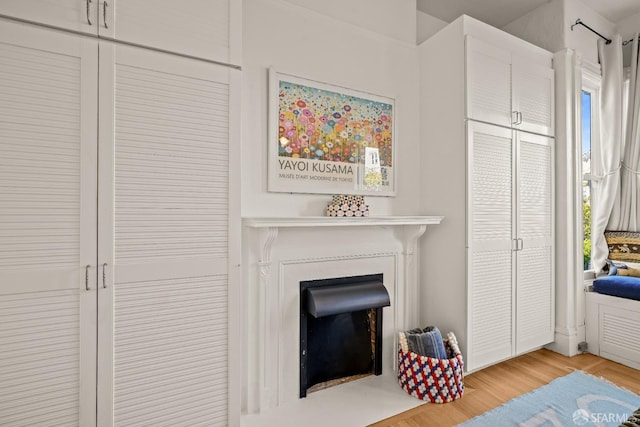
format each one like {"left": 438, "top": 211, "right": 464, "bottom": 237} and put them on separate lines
{"left": 593, "top": 275, "right": 640, "bottom": 301}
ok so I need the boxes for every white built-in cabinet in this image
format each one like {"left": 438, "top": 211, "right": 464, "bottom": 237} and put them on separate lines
{"left": 467, "top": 122, "right": 554, "bottom": 369}
{"left": 466, "top": 37, "right": 555, "bottom": 137}
{"left": 0, "top": 0, "right": 240, "bottom": 65}
{"left": 0, "top": 14, "right": 239, "bottom": 427}
{"left": 419, "top": 16, "right": 554, "bottom": 373}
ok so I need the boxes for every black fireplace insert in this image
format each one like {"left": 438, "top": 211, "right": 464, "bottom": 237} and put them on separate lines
{"left": 299, "top": 274, "right": 389, "bottom": 398}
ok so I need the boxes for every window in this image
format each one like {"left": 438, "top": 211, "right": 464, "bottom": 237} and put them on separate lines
{"left": 581, "top": 65, "right": 601, "bottom": 272}
{"left": 582, "top": 90, "right": 592, "bottom": 270}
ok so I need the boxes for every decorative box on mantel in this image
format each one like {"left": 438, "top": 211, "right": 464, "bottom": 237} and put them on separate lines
{"left": 242, "top": 215, "right": 444, "bottom": 413}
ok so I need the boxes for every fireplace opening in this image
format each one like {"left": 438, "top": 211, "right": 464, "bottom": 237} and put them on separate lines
{"left": 299, "top": 274, "right": 389, "bottom": 398}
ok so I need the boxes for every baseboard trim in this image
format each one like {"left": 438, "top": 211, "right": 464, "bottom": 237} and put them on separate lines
{"left": 545, "top": 327, "right": 583, "bottom": 357}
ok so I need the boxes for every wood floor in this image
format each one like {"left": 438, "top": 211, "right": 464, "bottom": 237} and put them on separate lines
{"left": 370, "top": 349, "right": 640, "bottom": 427}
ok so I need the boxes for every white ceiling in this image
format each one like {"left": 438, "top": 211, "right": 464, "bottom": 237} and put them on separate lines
{"left": 416, "top": 0, "right": 640, "bottom": 28}
{"left": 581, "top": 0, "right": 640, "bottom": 23}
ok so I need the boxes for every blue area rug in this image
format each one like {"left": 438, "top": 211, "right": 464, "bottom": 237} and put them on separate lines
{"left": 458, "top": 371, "right": 640, "bottom": 427}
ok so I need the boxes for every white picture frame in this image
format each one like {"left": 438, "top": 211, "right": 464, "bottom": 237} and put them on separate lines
{"left": 268, "top": 68, "right": 396, "bottom": 196}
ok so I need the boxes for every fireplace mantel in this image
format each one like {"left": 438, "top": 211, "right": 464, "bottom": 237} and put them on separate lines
{"left": 242, "top": 215, "right": 444, "bottom": 413}
{"left": 243, "top": 216, "right": 444, "bottom": 269}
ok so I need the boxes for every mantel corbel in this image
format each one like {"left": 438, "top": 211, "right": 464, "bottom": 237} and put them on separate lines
{"left": 394, "top": 224, "right": 428, "bottom": 259}
{"left": 257, "top": 227, "right": 278, "bottom": 279}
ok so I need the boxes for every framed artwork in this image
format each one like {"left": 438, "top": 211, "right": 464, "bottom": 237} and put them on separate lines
{"left": 268, "top": 68, "right": 396, "bottom": 196}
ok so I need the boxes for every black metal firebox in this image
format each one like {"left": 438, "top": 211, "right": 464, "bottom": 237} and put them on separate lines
{"left": 299, "top": 274, "right": 390, "bottom": 398}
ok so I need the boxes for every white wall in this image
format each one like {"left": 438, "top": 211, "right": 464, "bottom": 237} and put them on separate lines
{"left": 242, "top": 0, "right": 422, "bottom": 217}
{"left": 617, "top": 11, "right": 640, "bottom": 40}
{"left": 563, "top": 0, "right": 616, "bottom": 64}
{"left": 416, "top": 10, "right": 447, "bottom": 44}
{"left": 282, "top": 0, "right": 417, "bottom": 44}
{"left": 502, "top": 0, "right": 616, "bottom": 64}
{"left": 502, "top": 0, "right": 565, "bottom": 54}
{"left": 619, "top": 12, "right": 640, "bottom": 66}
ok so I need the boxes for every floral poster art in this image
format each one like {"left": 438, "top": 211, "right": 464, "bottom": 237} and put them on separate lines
{"left": 268, "top": 70, "right": 395, "bottom": 196}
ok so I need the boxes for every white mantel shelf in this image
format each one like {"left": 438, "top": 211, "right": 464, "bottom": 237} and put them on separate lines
{"left": 243, "top": 216, "right": 444, "bottom": 228}
{"left": 243, "top": 216, "right": 444, "bottom": 287}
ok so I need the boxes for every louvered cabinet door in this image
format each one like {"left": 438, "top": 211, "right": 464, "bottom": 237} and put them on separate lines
{"left": 465, "top": 36, "right": 512, "bottom": 129}
{"left": 515, "top": 132, "right": 554, "bottom": 354}
{"left": 100, "top": 0, "right": 239, "bottom": 65}
{"left": 97, "top": 44, "right": 231, "bottom": 427}
{"left": 0, "top": 21, "right": 98, "bottom": 426}
{"left": 0, "top": 0, "right": 97, "bottom": 34}
{"left": 466, "top": 121, "right": 515, "bottom": 372}
{"left": 512, "top": 57, "right": 554, "bottom": 137}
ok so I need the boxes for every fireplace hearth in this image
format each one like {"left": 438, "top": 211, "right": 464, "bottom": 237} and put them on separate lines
{"left": 299, "top": 274, "right": 389, "bottom": 398}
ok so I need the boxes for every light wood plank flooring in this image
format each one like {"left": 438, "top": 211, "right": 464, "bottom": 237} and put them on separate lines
{"left": 370, "top": 349, "right": 640, "bottom": 427}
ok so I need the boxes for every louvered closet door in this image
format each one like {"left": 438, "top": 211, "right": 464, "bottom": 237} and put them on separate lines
{"left": 467, "top": 121, "right": 515, "bottom": 372}
{"left": 0, "top": 21, "right": 98, "bottom": 426}
{"left": 515, "top": 131, "right": 554, "bottom": 354}
{"left": 97, "top": 44, "right": 230, "bottom": 427}
{"left": 465, "top": 37, "right": 512, "bottom": 129}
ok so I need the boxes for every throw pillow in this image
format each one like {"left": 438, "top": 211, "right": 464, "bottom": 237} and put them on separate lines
{"left": 617, "top": 267, "right": 640, "bottom": 278}
{"left": 605, "top": 231, "right": 640, "bottom": 262}
{"left": 606, "top": 259, "right": 628, "bottom": 275}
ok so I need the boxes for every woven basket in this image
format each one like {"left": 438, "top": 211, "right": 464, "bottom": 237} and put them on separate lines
{"left": 397, "top": 335, "right": 464, "bottom": 403}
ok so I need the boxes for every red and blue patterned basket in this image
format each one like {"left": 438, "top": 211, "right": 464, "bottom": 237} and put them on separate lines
{"left": 397, "top": 335, "right": 464, "bottom": 403}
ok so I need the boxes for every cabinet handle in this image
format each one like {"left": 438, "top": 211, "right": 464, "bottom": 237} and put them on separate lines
{"left": 512, "top": 111, "right": 523, "bottom": 125}
{"left": 512, "top": 111, "right": 519, "bottom": 125}
{"left": 513, "top": 238, "right": 525, "bottom": 251}
{"left": 102, "top": 262, "right": 108, "bottom": 288}
{"left": 86, "top": 0, "right": 92, "bottom": 25}
{"left": 103, "top": 1, "right": 109, "bottom": 29}
{"left": 85, "top": 265, "right": 91, "bottom": 290}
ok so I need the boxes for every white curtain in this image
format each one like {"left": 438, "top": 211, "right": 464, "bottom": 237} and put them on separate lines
{"left": 592, "top": 35, "right": 623, "bottom": 272}
{"left": 612, "top": 33, "right": 640, "bottom": 231}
